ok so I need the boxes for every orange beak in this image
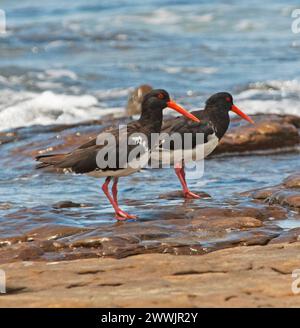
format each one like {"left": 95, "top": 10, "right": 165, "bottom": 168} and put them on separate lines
{"left": 231, "top": 104, "right": 254, "bottom": 124}
{"left": 167, "top": 100, "right": 200, "bottom": 123}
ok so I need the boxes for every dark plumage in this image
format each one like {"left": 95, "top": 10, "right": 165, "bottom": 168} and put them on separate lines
{"left": 36, "top": 89, "right": 200, "bottom": 220}
{"left": 156, "top": 92, "right": 254, "bottom": 199}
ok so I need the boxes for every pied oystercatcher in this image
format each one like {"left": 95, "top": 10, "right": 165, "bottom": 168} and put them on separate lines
{"left": 36, "top": 89, "right": 200, "bottom": 220}
{"left": 152, "top": 92, "right": 254, "bottom": 199}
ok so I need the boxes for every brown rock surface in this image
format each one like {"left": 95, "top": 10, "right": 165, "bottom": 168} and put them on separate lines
{"left": 0, "top": 203, "right": 284, "bottom": 263}
{"left": 1, "top": 242, "right": 300, "bottom": 307}
{"left": 269, "top": 228, "right": 300, "bottom": 244}
{"left": 284, "top": 174, "right": 300, "bottom": 188}
{"left": 245, "top": 172, "right": 300, "bottom": 211}
{"left": 213, "top": 114, "right": 300, "bottom": 155}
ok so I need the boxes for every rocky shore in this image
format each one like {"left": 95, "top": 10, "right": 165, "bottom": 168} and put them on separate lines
{"left": 0, "top": 171, "right": 299, "bottom": 307}
{"left": 1, "top": 241, "right": 300, "bottom": 307}
{"left": 0, "top": 172, "right": 299, "bottom": 263}
{"left": 0, "top": 112, "right": 299, "bottom": 307}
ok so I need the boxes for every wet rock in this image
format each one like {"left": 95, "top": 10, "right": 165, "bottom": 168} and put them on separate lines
{"left": 283, "top": 174, "right": 300, "bottom": 188}
{"left": 213, "top": 114, "right": 300, "bottom": 155}
{"left": 159, "top": 190, "right": 212, "bottom": 199}
{"left": 190, "top": 216, "right": 263, "bottom": 230}
{"left": 237, "top": 228, "right": 280, "bottom": 246}
{"left": 189, "top": 207, "right": 265, "bottom": 221}
{"left": 0, "top": 172, "right": 298, "bottom": 264}
{"left": 258, "top": 205, "right": 288, "bottom": 221}
{"left": 269, "top": 228, "right": 300, "bottom": 244}
{"left": 252, "top": 188, "right": 279, "bottom": 200}
{"left": 245, "top": 173, "right": 300, "bottom": 212}
{"left": 0, "top": 201, "right": 284, "bottom": 263}
{"left": 0, "top": 131, "right": 18, "bottom": 145}
{"left": 17, "top": 246, "right": 45, "bottom": 261}
{"left": 53, "top": 201, "right": 90, "bottom": 209}
{"left": 267, "top": 191, "right": 300, "bottom": 210}
{"left": 26, "top": 224, "right": 89, "bottom": 241}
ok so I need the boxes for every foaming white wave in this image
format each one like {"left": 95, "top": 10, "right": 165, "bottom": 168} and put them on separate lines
{"left": 235, "top": 99, "right": 300, "bottom": 116}
{"left": 42, "top": 69, "right": 78, "bottom": 80}
{"left": 0, "top": 75, "right": 24, "bottom": 87}
{"left": 240, "top": 80, "right": 300, "bottom": 94}
{"left": 235, "top": 80, "right": 300, "bottom": 116}
{"left": 0, "top": 90, "right": 122, "bottom": 131}
{"left": 0, "top": 69, "right": 78, "bottom": 90}
{"left": 123, "top": 9, "right": 213, "bottom": 27}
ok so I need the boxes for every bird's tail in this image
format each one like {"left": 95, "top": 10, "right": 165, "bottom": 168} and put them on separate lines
{"left": 35, "top": 153, "right": 68, "bottom": 169}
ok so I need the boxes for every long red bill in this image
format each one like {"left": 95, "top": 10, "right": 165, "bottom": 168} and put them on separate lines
{"left": 167, "top": 100, "right": 200, "bottom": 123}
{"left": 231, "top": 104, "right": 254, "bottom": 124}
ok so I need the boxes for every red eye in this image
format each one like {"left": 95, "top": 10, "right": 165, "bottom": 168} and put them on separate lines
{"left": 226, "top": 97, "right": 231, "bottom": 102}
{"left": 157, "top": 93, "right": 164, "bottom": 99}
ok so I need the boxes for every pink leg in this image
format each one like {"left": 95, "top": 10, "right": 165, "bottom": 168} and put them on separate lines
{"left": 112, "top": 177, "right": 119, "bottom": 206}
{"left": 174, "top": 162, "right": 200, "bottom": 199}
{"left": 102, "top": 177, "right": 136, "bottom": 220}
{"left": 111, "top": 178, "right": 137, "bottom": 219}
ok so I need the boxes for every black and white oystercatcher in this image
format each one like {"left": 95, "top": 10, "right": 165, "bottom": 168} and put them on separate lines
{"left": 154, "top": 92, "right": 254, "bottom": 199}
{"left": 36, "top": 89, "right": 200, "bottom": 220}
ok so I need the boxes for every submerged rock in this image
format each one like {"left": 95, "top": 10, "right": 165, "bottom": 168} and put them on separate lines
{"left": 159, "top": 190, "right": 212, "bottom": 199}
{"left": 53, "top": 201, "right": 90, "bottom": 209}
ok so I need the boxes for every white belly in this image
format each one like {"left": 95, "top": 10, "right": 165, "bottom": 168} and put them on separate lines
{"left": 88, "top": 148, "right": 151, "bottom": 178}
{"left": 150, "top": 133, "right": 219, "bottom": 167}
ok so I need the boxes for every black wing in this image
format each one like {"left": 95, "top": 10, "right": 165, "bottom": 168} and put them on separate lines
{"left": 36, "top": 121, "right": 151, "bottom": 174}
{"left": 160, "top": 110, "right": 215, "bottom": 150}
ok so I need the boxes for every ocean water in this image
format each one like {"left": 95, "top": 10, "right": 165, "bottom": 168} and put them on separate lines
{"left": 0, "top": 0, "right": 300, "bottom": 130}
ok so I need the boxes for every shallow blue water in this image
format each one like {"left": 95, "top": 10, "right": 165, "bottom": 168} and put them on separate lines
{"left": 1, "top": 0, "right": 300, "bottom": 102}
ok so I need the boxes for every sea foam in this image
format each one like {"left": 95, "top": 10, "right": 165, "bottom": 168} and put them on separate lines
{"left": 0, "top": 90, "right": 122, "bottom": 131}
{"left": 235, "top": 80, "right": 300, "bottom": 116}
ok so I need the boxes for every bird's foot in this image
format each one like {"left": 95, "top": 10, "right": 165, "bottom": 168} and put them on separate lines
{"left": 115, "top": 209, "right": 137, "bottom": 220}
{"left": 184, "top": 190, "right": 201, "bottom": 199}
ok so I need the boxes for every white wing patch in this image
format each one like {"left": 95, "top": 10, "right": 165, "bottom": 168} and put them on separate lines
{"left": 131, "top": 136, "right": 149, "bottom": 152}
{"left": 151, "top": 133, "right": 219, "bottom": 166}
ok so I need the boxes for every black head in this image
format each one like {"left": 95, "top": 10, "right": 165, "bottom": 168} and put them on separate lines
{"left": 141, "top": 89, "right": 171, "bottom": 112}
{"left": 205, "top": 91, "right": 254, "bottom": 124}
{"left": 139, "top": 89, "right": 200, "bottom": 131}
{"left": 204, "top": 91, "right": 254, "bottom": 139}
{"left": 205, "top": 92, "right": 233, "bottom": 112}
